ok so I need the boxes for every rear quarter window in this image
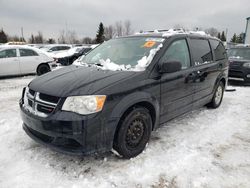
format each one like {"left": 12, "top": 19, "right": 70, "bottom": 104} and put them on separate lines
{"left": 210, "top": 40, "right": 227, "bottom": 61}
{"left": 19, "top": 49, "right": 38, "bottom": 57}
{"left": 190, "top": 39, "right": 213, "bottom": 65}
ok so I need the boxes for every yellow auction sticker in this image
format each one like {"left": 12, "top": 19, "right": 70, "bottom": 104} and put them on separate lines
{"left": 143, "top": 41, "right": 156, "bottom": 48}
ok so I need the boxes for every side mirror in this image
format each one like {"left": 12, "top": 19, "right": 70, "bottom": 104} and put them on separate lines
{"left": 159, "top": 61, "right": 182, "bottom": 73}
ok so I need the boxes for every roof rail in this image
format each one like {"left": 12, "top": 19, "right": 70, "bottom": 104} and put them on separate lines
{"left": 139, "top": 28, "right": 185, "bottom": 34}
{"left": 135, "top": 28, "right": 213, "bottom": 38}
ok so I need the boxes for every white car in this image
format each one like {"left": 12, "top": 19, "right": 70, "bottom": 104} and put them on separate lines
{"left": 0, "top": 45, "right": 56, "bottom": 77}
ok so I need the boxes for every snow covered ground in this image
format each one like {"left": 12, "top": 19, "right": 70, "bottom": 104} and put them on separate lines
{"left": 0, "top": 76, "right": 250, "bottom": 188}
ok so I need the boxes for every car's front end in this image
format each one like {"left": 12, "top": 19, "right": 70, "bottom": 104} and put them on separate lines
{"left": 228, "top": 47, "right": 250, "bottom": 83}
{"left": 20, "top": 86, "right": 119, "bottom": 155}
{"left": 20, "top": 35, "right": 165, "bottom": 155}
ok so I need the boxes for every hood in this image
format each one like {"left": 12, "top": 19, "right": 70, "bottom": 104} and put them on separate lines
{"left": 29, "top": 65, "right": 136, "bottom": 97}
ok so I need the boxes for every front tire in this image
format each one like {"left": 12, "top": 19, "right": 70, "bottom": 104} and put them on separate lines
{"left": 207, "top": 81, "right": 225, "bottom": 108}
{"left": 113, "top": 107, "right": 152, "bottom": 159}
{"left": 37, "top": 64, "right": 50, "bottom": 76}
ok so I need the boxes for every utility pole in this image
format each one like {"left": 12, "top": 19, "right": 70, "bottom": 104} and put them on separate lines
{"left": 21, "top": 27, "right": 24, "bottom": 42}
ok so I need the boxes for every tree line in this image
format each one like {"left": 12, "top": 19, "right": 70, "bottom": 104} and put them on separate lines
{"left": 0, "top": 20, "right": 133, "bottom": 44}
{"left": 0, "top": 23, "right": 245, "bottom": 44}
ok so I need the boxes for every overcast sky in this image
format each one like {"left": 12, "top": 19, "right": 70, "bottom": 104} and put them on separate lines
{"left": 0, "top": 0, "right": 249, "bottom": 41}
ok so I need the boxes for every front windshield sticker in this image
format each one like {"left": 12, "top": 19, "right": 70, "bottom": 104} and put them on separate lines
{"left": 143, "top": 41, "right": 156, "bottom": 48}
{"left": 145, "top": 38, "right": 165, "bottom": 42}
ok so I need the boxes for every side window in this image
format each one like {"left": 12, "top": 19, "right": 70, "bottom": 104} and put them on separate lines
{"left": 0, "top": 49, "right": 17, "bottom": 58}
{"left": 160, "top": 39, "right": 191, "bottom": 69}
{"left": 190, "top": 39, "right": 213, "bottom": 65}
{"left": 19, "top": 49, "right": 38, "bottom": 57}
{"left": 50, "top": 47, "right": 58, "bottom": 51}
{"left": 60, "top": 46, "right": 70, "bottom": 50}
{"left": 210, "top": 40, "right": 227, "bottom": 61}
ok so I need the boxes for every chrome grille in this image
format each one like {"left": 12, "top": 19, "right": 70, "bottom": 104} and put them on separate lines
{"left": 23, "top": 87, "right": 60, "bottom": 117}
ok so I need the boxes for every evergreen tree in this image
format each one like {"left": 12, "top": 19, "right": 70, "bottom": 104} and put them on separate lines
{"left": 221, "top": 31, "right": 226, "bottom": 41}
{"left": 0, "top": 29, "right": 8, "bottom": 43}
{"left": 96, "top": 22, "right": 105, "bottom": 43}
{"left": 230, "top": 33, "right": 237, "bottom": 43}
{"left": 236, "top": 33, "right": 244, "bottom": 44}
{"left": 217, "top": 32, "right": 221, "bottom": 40}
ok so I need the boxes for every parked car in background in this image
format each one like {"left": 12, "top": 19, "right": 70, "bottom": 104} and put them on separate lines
{"left": 228, "top": 46, "right": 250, "bottom": 83}
{"left": 54, "top": 46, "right": 92, "bottom": 66}
{"left": 20, "top": 30, "right": 228, "bottom": 158}
{"left": 0, "top": 45, "right": 56, "bottom": 77}
{"left": 40, "top": 45, "right": 71, "bottom": 53}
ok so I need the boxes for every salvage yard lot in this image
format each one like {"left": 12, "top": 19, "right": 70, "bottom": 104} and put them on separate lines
{"left": 0, "top": 76, "right": 250, "bottom": 188}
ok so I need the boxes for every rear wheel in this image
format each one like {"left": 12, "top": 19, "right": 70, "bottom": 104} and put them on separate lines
{"left": 37, "top": 64, "right": 50, "bottom": 76}
{"left": 113, "top": 107, "right": 152, "bottom": 159}
{"left": 207, "top": 81, "right": 225, "bottom": 108}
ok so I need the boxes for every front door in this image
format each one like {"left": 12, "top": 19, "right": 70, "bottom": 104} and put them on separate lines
{"left": 159, "top": 38, "right": 196, "bottom": 124}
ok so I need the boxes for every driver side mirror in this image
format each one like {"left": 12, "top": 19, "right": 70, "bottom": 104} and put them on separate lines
{"left": 159, "top": 61, "right": 182, "bottom": 73}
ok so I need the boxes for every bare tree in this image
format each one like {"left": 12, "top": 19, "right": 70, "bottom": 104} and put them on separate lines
{"left": 104, "top": 25, "right": 115, "bottom": 40}
{"left": 28, "top": 34, "right": 35, "bottom": 44}
{"left": 67, "top": 30, "right": 78, "bottom": 44}
{"left": 82, "top": 37, "right": 93, "bottom": 44}
{"left": 123, "top": 20, "right": 132, "bottom": 36}
{"left": 8, "top": 35, "right": 21, "bottom": 42}
{"left": 34, "top": 31, "right": 44, "bottom": 43}
{"left": 58, "top": 30, "right": 66, "bottom": 44}
{"left": 115, "top": 21, "right": 123, "bottom": 37}
{"left": 205, "top": 27, "right": 219, "bottom": 37}
{"left": 58, "top": 30, "right": 79, "bottom": 44}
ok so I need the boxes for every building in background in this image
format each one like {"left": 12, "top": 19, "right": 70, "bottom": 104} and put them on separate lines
{"left": 245, "top": 17, "right": 250, "bottom": 44}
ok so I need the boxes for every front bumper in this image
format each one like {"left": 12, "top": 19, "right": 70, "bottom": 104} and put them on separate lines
{"left": 20, "top": 101, "right": 119, "bottom": 155}
{"left": 229, "top": 67, "right": 250, "bottom": 82}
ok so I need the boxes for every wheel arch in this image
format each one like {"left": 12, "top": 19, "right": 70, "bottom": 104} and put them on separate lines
{"left": 36, "top": 62, "right": 51, "bottom": 75}
{"left": 109, "top": 91, "right": 160, "bottom": 146}
{"left": 213, "top": 73, "right": 227, "bottom": 92}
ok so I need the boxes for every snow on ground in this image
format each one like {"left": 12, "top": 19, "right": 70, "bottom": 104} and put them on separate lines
{"left": 0, "top": 77, "right": 250, "bottom": 188}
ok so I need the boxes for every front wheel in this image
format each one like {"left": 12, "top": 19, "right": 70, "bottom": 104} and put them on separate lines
{"left": 207, "top": 81, "right": 225, "bottom": 108}
{"left": 113, "top": 107, "right": 152, "bottom": 159}
{"left": 37, "top": 64, "right": 50, "bottom": 76}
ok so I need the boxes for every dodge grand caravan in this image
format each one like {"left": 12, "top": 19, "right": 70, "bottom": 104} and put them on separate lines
{"left": 20, "top": 30, "right": 228, "bottom": 158}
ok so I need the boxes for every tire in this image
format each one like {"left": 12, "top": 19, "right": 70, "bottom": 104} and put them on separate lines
{"left": 207, "top": 81, "right": 225, "bottom": 108}
{"left": 113, "top": 107, "right": 152, "bottom": 159}
{"left": 37, "top": 64, "right": 50, "bottom": 76}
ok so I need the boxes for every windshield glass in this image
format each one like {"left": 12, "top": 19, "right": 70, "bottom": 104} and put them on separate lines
{"left": 80, "top": 37, "right": 164, "bottom": 71}
{"left": 228, "top": 48, "right": 250, "bottom": 60}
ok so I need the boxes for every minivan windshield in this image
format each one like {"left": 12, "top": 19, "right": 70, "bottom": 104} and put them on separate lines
{"left": 228, "top": 48, "right": 250, "bottom": 60}
{"left": 80, "top": 37, "right": 164, "bottom": 71}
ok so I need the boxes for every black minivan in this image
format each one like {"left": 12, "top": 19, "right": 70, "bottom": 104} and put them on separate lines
{"left": 20, "top": 30, "right": 228, "bottom": 158}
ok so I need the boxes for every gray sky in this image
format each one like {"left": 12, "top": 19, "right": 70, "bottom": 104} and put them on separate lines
{"left": 0, "top": 0, "right": 249, "bottom": 41}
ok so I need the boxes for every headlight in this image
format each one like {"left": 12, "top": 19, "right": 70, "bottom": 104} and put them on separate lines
{"left": 62, "top": 95, "right": 106, "bottom": 115}
{"left": 243, "top": 62, "right": 250, "bottom": 68}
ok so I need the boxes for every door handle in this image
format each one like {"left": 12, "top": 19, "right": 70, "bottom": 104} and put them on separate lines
{"left": 185, "top": 72, "right": 197, "bottom": 83}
